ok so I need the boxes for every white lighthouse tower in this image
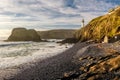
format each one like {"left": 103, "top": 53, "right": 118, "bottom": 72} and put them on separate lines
{"left": 82, "top": 19, "right": 85, "bottom": 27}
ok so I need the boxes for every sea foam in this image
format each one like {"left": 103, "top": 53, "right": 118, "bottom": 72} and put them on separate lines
{"left": 0, "top": 41, "right": 73, "bottom": 69}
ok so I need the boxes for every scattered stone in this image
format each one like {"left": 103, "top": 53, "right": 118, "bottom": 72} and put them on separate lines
{"left": 79, "top": 67, "right": 86, "bottom": 72}
{"left": 103, "top": 36, "right": 108, "bottom": 43}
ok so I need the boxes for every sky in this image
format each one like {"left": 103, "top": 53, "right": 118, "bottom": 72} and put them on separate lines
{"left": 0, "top": 0, "right": 119, "bottom": 31}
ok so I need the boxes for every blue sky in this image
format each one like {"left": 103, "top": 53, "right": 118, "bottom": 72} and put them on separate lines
{"left": 0, "top": 0, "right": 119, "bottom": 30}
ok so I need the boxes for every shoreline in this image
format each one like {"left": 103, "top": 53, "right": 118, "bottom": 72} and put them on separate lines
{"left": 0, "top": 41, "right": 120, "bottom": 80}
{"left": 0, "top": 42, "right": 89, "bottom": 80}
{"left": 0, "top": 41, "right": 73, "bottom": 69}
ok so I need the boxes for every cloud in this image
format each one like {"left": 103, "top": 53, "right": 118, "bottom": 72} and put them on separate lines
{"left": 0, "top": 0, "right": 119, "bottom": 29}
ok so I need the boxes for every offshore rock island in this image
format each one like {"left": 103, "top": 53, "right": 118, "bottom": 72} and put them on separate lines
{"left": 7, "top": 28, "right": 41, "bottom": 42}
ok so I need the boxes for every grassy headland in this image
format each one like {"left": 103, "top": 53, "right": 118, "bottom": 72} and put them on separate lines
{"left": 75, "top": 6, "right": 120, "bottom": 42}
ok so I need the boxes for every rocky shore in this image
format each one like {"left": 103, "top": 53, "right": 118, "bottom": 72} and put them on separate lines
{"left": 61, "top": 41, "right": 120, "bottom": 80}
{"left": 0, "top": 42, "right": 89, "bottom": 80}
{"left": 0, "top": 40, "right": 119, "bottom": 80}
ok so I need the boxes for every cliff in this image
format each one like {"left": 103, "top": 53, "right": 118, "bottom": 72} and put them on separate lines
{"left": 7, "top": 28, "right": 41, "bottom": 41}
{"left": 75, "top": 6, "right": 120, "bottom": 42}
{"left": 37, "top": 29, "right": 76, "bottom": 39}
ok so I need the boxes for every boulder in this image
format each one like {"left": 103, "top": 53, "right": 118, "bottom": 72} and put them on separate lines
{"left": 109, "top": 33, "right": 120, "bottom": 43}
{"left": 7, "top": 28, "right": 41, "bottom": 41}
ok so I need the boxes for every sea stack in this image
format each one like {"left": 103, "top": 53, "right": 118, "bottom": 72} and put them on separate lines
{"left": 7, "top": 28, "right": 41, "bottom": 41}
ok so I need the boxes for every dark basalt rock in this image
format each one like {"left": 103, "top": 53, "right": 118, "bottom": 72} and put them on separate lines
{"left": 60, "top": 42, "right": 120, "bottom": 80}
{"left": 57, "top": 38, "right": 79, "bottom": 44}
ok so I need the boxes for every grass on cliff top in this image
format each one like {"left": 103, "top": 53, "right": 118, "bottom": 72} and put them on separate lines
{"left": 75, "top": 6, "right": 120, "bottom": 42}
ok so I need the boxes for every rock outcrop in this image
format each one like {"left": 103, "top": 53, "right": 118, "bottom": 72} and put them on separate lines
{"left": 57, "top": 38, "right": 79, "bottom": 44}
{"left": 61, "top": 41, "right": 120, "bottom": 80}
{"left": 75, "top": 6, "right": 120, "bottom": 42}
{"left": 37, "top": 29, "right": 76, "bottom": 39}
{"left": 7, "top": 28, "right": 41, "bottom": 41}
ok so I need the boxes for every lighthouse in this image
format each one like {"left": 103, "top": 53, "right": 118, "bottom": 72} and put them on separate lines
{"left": 82, "top": 19, "right": 85, "bottom": 27}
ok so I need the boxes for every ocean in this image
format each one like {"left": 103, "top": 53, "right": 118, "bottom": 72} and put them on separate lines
{"left": 0, "top": 40, "right": 73, "bottom": 69}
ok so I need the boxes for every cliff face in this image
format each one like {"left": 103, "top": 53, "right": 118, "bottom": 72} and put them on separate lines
{"left": 37, "top": 29, "right": 76, "bottom": 39}
{"left": 75, "top": 6, "right": 120, "bottom": 42}
{"left": 7, "top": 28, "right": 41, "bottom": 41}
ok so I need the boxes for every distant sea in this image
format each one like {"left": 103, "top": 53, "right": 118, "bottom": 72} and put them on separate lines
{"left": 0, "top": 29, "right": 11, "bottom": 41}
